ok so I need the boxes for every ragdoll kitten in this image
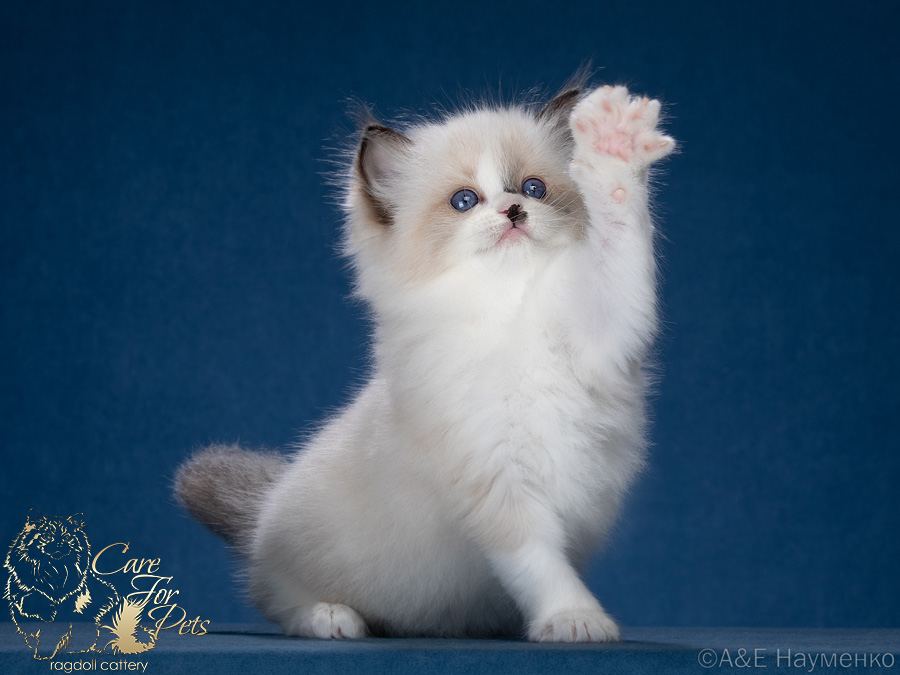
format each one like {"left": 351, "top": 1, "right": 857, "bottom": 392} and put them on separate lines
{"left": 175, "top": 82, "right": 675, "bottom": 642}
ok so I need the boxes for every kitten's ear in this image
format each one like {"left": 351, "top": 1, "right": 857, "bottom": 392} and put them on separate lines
{"left": 356, "top": 124, "right": 411, "bottom": 226}
{"left": 68, "top": 513, "right": 86, "bottom": 529}
{"left": 537, "top": 88, "right": 582, "bottom": 132}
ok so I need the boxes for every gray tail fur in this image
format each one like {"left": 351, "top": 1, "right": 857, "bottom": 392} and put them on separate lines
{"left": 173, "top": 444, "right": 287, "bottom": 551}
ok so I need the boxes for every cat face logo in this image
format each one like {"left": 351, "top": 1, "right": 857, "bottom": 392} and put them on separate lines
{"left": 4, "top": 510, "right": 202, "bottom": 660}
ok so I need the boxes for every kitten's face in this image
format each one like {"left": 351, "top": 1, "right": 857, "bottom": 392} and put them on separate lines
{"left": 19, "top": 514, "right": 86, "bottom": 562}
{"left": 348, "top": 100, "right": 586, "bottom": 285}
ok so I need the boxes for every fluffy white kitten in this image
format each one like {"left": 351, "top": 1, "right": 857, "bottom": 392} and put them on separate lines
{"left": 175, "top": 82, "right": 675, "bottom": 642}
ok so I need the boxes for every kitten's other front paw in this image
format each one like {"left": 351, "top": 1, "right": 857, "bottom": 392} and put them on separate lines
{"left": 285, "top": 602, "right": 368, "bottom": 639}
{"left": 570, "top": 85, "right": 674, "bottom": 168}
{"left": 528, "top": 607, "right": 621, "bottom": 643}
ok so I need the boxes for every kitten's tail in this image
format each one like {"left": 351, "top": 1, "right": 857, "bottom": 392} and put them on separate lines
{"left": 173, "top": 444, "right": 286, "bottom": 551}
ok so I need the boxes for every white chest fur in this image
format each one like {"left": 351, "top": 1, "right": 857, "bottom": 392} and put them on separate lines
{"left": 372, "top": 256, "right": 646, "bottom": 556}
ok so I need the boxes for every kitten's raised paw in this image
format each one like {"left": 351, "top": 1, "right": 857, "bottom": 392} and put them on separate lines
{"left": 529, "top": 607, "right": 621, "bottom": 643}
{"left": 570, "top": 85, "right": 674, "bottom": 167}
{"left": 285, "top": 602, "right": 368, "bottom": 639}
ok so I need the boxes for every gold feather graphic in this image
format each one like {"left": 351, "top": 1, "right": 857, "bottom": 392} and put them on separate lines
{"left": 102, "top": 598, "right": 157, "bottom": 654}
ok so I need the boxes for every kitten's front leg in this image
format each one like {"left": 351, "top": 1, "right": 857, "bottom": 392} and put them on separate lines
{"left": 488, "top": 536, "right": 621, "bottom": 642}
{"left": 463, "top": 472, "right": 619, "bottom": 642}
{"left": 566, "top": 85, "right": 675, "bottom": 369}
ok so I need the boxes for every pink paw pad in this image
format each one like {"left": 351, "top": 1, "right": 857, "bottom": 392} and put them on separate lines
{"left": 595, "top": 135, "right": 633, "bottom": 161}
{"left": 571, "top": 85, "right": 674, "bottom": 166}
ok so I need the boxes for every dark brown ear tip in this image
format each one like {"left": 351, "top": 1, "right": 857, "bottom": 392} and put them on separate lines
{"left": 550, "top": 88, "right": 582, "bottom": 104}
{"left": 537, "top": 88, "right": 583, "bottom": 122}
{"left": 360, "top": 124, "right": 412, "bottom": 146}
{"left": 364, "top": 124, "right": 391, "bottom": 135}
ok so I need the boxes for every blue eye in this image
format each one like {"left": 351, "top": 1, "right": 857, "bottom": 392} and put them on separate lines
{"left": 450, "top": 189, "right": 479, "bottom": 212}
{"left": 522, "top": 178, "right": 546, "bottom": 199}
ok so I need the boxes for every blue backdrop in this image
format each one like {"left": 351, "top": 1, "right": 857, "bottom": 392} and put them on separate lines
{"left": 2, "top": 0, "right": 898, "bottom": 629}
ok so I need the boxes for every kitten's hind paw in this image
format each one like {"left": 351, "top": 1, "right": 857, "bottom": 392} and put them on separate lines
{"left": 571, "top": 85, "right": 675, "bottom": 168}
{"left": 284, "top": 602, "right": 368, "bottom": 639}
{"left": 529, "top": 607, "right": 621, "bottom": 643}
